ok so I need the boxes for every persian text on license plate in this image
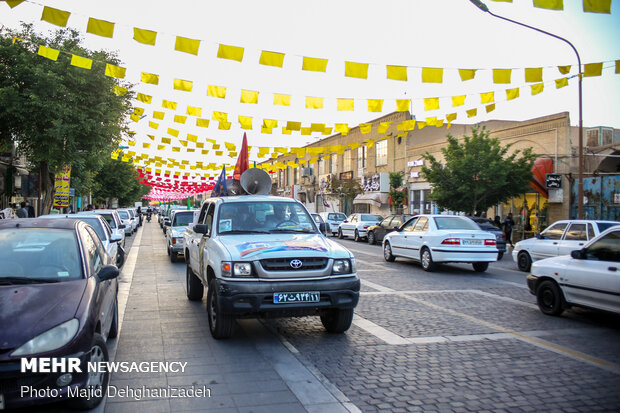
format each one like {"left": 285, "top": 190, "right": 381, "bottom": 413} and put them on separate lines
{"left": 273, "top": 292, "right": 320, "bottom": 304}
{"left": 462, "top": 239, "right": 482, "bottom": 245}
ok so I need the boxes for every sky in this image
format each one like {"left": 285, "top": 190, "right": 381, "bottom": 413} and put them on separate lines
{"left": 1, "top": 0, "right": 619, "bottom": 180}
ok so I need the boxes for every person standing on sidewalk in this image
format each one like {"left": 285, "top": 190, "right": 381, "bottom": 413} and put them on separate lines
{"left": 503, "top": 213, "right": 515, "bottom": 247}
{"left": 16, "top": 202, "right": 28, "bottom": 218}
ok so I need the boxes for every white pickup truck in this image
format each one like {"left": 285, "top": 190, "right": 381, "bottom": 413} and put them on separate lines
{"left": 183, "top": 195, "right": 360, "bottom": 339}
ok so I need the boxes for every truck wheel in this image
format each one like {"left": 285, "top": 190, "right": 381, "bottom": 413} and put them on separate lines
{"left": 170, "top": 251, "right": 178, "bottom": 263}
{"left": 186, "top": 266, "right": 204, "bottom": 301}
{"left": 207, "top": 279, "right": 234, "bottom": 339}
{"left": 472, "top": 262, "right": 489, "bottom": 272}
{"left": 320, "top": 308, "right": 354, "bottom": 333}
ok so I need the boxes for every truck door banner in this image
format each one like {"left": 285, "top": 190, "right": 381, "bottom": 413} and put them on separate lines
{"left": 53, "top": 165, "right": 71, "bottom": 208}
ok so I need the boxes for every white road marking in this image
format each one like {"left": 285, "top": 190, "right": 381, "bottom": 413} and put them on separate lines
{"left": 352, "top": 316, "right": 410, "bottom": 345}
{"left": 360, "top": 279, "right": 395, "bottom": 292}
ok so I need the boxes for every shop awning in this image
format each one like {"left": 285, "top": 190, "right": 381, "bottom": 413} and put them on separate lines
{"left": 353, "top": 192, "right": 388, "bottom": 207}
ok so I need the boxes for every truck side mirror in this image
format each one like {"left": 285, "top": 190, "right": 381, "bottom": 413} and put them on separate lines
{"left": 194, "top": 224, "right": 209, "bottom": 235}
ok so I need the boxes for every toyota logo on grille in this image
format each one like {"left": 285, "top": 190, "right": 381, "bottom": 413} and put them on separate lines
{"left": 290, "top": 259, "right": 303, "bottom": 269}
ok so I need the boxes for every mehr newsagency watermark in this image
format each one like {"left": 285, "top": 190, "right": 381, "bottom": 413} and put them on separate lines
{"left": 19, "top": 358, "right": 211, "bottom": 401}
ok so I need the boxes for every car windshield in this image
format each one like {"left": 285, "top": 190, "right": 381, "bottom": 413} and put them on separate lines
{"left": 217, "top": 201, "right": 316, "bottom": 234}
{"left": 434, "top": 217, "right": 480, "bottom": 230}
{"left": 361, "top": 214, "right": 383, "bottom": 222}
{"left": 328, "top": 213, "right": 347, "bottom": 221}
{"left": 0, "top": 228, "right": 82, "bottom": 282}
{"left": 597, "top": 222, "right": 619, "bottom": 232}
{"left": 118, "top": 210, "right": 129, "bottom": 219}
{"left": 173, "top": 212, "right": 194, "bottom": 227}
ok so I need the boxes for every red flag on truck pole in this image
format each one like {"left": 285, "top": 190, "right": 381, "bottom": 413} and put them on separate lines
{"left": 233, "top": 132, "right": 249, "bottom": 180}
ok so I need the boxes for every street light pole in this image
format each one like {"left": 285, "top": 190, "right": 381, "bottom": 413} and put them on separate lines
{"left": 469, "top": 0, "right": 584, "bottom": 219}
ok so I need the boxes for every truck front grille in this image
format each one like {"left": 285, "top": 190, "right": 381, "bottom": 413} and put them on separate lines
{"left": 260, "top": 257, "right": 328, "bottom": 271}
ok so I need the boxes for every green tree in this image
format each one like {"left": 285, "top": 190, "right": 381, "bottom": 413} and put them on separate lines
{"left": 93, "top": 158, "right": 150, "bottom": 207}
{"left": 331, "top": 178, "right": 363, "bottom": 214}
{"left": 388, "top": 172, "right": 406, "bottom": 210}
{"left": 0, "top": 25, "right": 133, "bottom": 213}
{"left": 421, "top": 127, "right": 536, "bottom": 215}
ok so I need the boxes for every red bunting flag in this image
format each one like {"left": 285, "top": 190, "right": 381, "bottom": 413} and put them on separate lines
{"left": 233, "top": 132, "right": 249, "bottom": 180}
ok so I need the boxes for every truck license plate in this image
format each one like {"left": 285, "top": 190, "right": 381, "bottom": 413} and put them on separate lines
{"left": 273, "top": 292, "right": 320, "bottom": 303}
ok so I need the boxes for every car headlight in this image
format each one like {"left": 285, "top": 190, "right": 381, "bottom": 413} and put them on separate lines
{"left": 11, "top": 319, "right": 79, "bottom": 356}
{"left": 332, "top": 259, "right": 352, "bottom": 274}
{"left": 221, "top": 262, "right": 253, "bottom": 278}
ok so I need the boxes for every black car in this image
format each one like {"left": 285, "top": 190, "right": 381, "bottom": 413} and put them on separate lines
{"left": 0, "top": 218, "right": 119, "bottom": 410}
{"left": 467, "top": 216, "right": 507, "bottom": 259}
{"left": 366, "top": 214, "right": 413, "bottom": 245}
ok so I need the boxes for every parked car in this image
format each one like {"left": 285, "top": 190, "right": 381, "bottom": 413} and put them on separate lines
{"left": 383, "top": 214, "right": 498, "bottom": 272}
{"left": 311, "top": 213, "right": 331, "bottom": 235}
{"left": 165, "top": 209, "right": 196, "bottom": 262}
{"left": 527, "top": 225, "right": 620, "bottom": 316}
{"left": 85, "top": 209, "right": 127, "bottom": 248}
{"left": 366, "top": 214, "right": 413, "bottom": 245}
{"left": 0, "top": 218, "right": 119, "bottom": 410}
{"left": 39, "top": 214, "right": 125, "bottom": 268}
{"left": 513, "top": 219, "right": 619, "bottom": 272}
{"left": 161, "top": 206, "right": 186, "bottom": 234}
{"left": 116, "top": 209, "right": 135, "bottom": 235}
{"left": 319, "top": 212, "right": 347, "bottom": 236}
{"left": 466, "top": 216, "right": 507, "bottom": 260}
{"left": 338, "top": 213, "right": 383, "bottom": 242}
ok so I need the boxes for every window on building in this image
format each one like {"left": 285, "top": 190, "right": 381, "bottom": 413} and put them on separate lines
{"left": 357, "top": 146, "right": 367, "bottom": 170}
{"left": 344, "top": 150, "right": 352, "bottom": 172}
{"left": 330, "top": 154, "right": 339, "bottom": 175}
{"left": 375, "top": 140, "right": 387, "bottom": 166}
{"left": 318, "top": 157, "right": 325, "bottom": 175}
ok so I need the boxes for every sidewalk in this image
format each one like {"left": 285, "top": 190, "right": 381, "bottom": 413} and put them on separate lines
{"left": 103, "top": 220, "right": 348, "bottom": 413}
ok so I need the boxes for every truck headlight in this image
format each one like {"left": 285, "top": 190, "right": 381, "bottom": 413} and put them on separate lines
{"left": 11, "top": 319, "right": 79, "bottom": 356}
{"left": 332, "top": 259, "right": 352, "bottom": 274}
{"left": 233, "top": 263, "right": 252, "bottom": 277}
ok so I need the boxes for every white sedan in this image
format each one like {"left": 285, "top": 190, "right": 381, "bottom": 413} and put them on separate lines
{"left": 512, "top": 219, "right": 619, "bottom": 272}
{"left": 338, "top": 213, "right": 383, "bottom": 242}
{"left": 383, "top": 214, "right": 498, "bottom": 272}
{"left": 526, "top": 225, "right": 620, "bottom": 316}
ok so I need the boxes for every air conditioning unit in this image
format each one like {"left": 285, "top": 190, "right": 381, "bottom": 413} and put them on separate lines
{"left": 301, "top": 167, "right": 313, "bottom": 177}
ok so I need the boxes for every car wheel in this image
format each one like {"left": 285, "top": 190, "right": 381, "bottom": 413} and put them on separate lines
{"left": 383, "top": 242, "right": 395, "bottom": 262}
{"left": 207, "top": 279, "right": 234, "bottom": 339}
{"left": 497, "top": 252, "right": 504, "bottom": 260}
{"left": 116, "top": 249, "right": 125, "bottom": 269}
{"left": 67, "top": 334, "right": 109, "bottom": 410}
{"left": 167, "top": 245, "right": 171, "bottom": 256}
{"left": 367, "top": 231, "right": 376, "bottom": 245}
{"left": 338, "top": 228, "right": 344, "bottom": 239}
{"left": 472, "top": 262, "right": 489, "bottom": 272}
{"left": 517, "top": 251, "right": 532, "bottom": 272}
{"left": 186, "top": 265, "right": 204, "bottom": 301}
{"left": 536, "top": 280, "right": 564, "bottom": 316}
{"left": 420, "top": 248, "right": 436, "bottom": 272}
{"left": 108, "top": 297, "right": 119, "bottom": 339}
{"left": 354, "top": 230, "right": 361, "bottom": 242}
{"left": 320, "top": 308, "right": 354, "bottom": 333}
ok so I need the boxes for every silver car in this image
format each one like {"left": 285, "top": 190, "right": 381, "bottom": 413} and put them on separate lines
{"left": 85, "top": 209, "right": 127, "bottom": 248}
{"left": 116, "top": 209, "right": 135, "bottom": 236}
{"left": 39, "top": 214, "right": 125, "bottom": 268}
{"left": 165, "top": 210, "right": 196, "bottom": 262}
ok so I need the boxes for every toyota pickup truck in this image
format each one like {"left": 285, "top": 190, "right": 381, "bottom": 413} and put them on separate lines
{"left": 183, "top": 195, "right": 360, "bottom": 339}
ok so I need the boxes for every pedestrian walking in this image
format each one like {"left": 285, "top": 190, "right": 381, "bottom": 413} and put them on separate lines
{"left": 25, "top": 201, "right": 35, "bottom": 218}
{"left": 493, "top": 215, "right": 502, "bottom": 229}
{"left": 503, "top": 213, "right": 515, "bottom": 247}
{"left": 16, "top": 202, "right": 28, "bottom": 218}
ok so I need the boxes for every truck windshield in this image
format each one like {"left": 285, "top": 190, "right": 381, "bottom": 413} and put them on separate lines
{"left": 218, "top": 202, "right": 317, "bottom": 234}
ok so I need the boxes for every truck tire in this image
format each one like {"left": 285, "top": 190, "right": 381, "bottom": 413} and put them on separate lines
{"left": 320, "top": 308, "right": 354, "bottom": 333}
{"left": 186, "top": 265, "right": 204, "bottom": 301}
{"left": 207, "top": 279, "right": 235, "bottom": 339}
